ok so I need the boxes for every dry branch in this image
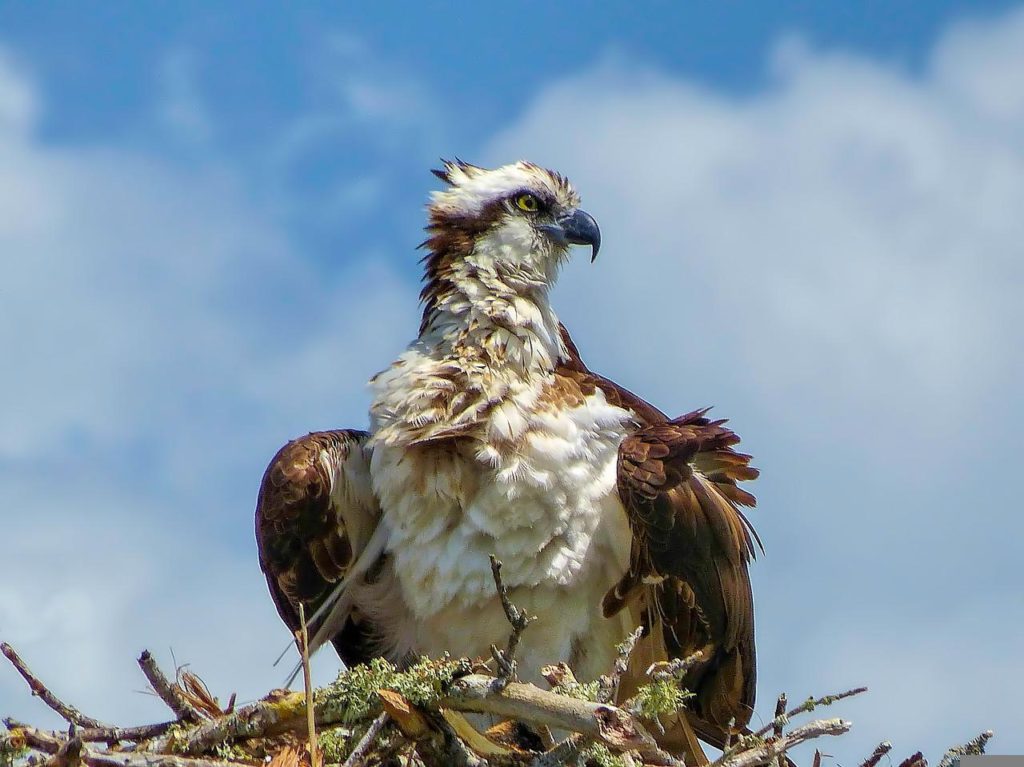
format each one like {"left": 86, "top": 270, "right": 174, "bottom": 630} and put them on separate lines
{"left": 712, "top": 687, "right": 868, "bottom": 767}
{"left": 897, "top": 752, "right": 927, "bottom": 767}
{"left": 5, "top": 729, "right": 243, "bottom": 767}
{"left": 937, "top": 731, "right": 993, "bottom": 767}
{"left": 295, "top": 604, "right": 318, "bottom": 767}
{"left": 137, "top": 652, "right": 201, "bottom": 724}
{"left": 440, "top": 674, "right": 676, "bottom": 765}
{"left": 1, "top": 644, "right": 110, "bottom": 730}
{"left": 860, "top": 741, "right": 893, "bottom": 767}
{"left": 155, "top": 691, "right": 307, "bottom": 755}
{"left": 720, "top": 719, "right": 851, "bottom": 767}
{"left": 598, "top": 627, "right": 644, "bottom": 705}
{"left": 772, "top": 694, "right": 787, "bottom": 741}
{"left": 339, "top": 712, "right": 388, "bottom": 767}
{"left": 488, "top": 555, "right": 535, "bottom": 689}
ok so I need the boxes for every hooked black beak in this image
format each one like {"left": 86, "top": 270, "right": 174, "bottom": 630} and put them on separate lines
{"left": 541, "top": 208, "right": 602, "bottom": 262}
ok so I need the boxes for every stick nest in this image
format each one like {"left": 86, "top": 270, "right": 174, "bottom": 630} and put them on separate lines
{"left": 0, "top": 561, "right": 994, "bottom": 767}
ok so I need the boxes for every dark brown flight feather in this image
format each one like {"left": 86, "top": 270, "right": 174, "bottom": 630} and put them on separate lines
{"left": 254, "top": 429, "right": 381, "bottom": 668}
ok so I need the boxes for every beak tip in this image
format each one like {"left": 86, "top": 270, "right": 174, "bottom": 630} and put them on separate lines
{"left": 558, "top": 208, "right": 601, "bottom": 261}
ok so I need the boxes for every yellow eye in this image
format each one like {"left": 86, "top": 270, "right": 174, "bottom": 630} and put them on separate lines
{"left": 515, "top": 193, "right": 540, "bottom": 212}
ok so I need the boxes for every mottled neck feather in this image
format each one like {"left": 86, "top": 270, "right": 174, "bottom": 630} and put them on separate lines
{"left": 418, "top": 212, "right": 566, "bottom": 376}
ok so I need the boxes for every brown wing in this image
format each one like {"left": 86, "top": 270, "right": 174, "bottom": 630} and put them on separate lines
{"left": 255, "top": 429, "right": 382, "bottom": 667}
{"left": 558, "top": 325, "right": 760, "bottom": 751}
{"left": 610, "top": 412, "right": 760, "bottom": 740}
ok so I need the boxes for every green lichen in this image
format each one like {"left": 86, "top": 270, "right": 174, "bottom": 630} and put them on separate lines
{"left": 628, "top": 678, "right": 693, "bottom": 721}
{"left": 318, "top": 655, "right": 470, "bottom": 724}
{"left": 550, "top": 678, "right": 601, "bottom": 703}
{"left": 0, "top": 731, "right": 28, "bottom": 767}
{"left": 579, "top": 743, "right": 629, "bottom": 767}
{"left": 317, "top": 725, "right": 354, "bottom": 763}
{"left": 211, "top": 740, "right": 250, "bottom": 761}
{"left": 160, "top": 723, "right": 191, "bottom": 755}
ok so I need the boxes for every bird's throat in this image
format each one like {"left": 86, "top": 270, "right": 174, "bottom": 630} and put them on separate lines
{"left": 419, "top": 259, "right": 567, "bottom": 377}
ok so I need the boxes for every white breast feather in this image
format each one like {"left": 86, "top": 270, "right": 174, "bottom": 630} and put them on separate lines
{"left": 359, "top": 164, "right": 630, "bottom": 682}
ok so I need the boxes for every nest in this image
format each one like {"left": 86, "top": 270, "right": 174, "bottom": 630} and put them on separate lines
{"left": 0, "top": 560, "right": 994, "bottom": 767}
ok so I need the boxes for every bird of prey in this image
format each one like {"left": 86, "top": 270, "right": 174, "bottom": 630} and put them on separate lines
{"left": 255, "top": 160, "right": 761, "bottom": 762}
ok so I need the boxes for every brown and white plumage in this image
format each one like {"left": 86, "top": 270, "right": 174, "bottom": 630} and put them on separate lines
{"left": 255, "top": 160, "right": 761, "bottom": 763}
{"left": 255, "top": 430, "right": 382, "bottom": 667}
{"left": 558, "top": 330, "right": 760, "bottom": 750}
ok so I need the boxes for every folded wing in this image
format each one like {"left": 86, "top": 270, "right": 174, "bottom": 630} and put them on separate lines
{"left": 254, "top": 429, "right": 382, "bottom": 667}
{"left": 609, "top": 411, "right": 760, "bottom": 745}
{"left": 558, "top": 326, "right": 760, "bottom": 752}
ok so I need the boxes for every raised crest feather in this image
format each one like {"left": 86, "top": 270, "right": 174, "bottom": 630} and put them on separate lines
{"left": 430, "top": 157, "right": 483, "bottom": 186}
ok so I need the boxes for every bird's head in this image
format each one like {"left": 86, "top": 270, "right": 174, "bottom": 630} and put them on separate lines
{"left": 419, "top": 160, "right": 600, "bottom": 334}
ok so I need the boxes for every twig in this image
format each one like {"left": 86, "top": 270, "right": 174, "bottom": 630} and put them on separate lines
{"left": 723, "top": 717, "right": 737, "bottom": 751}
{"left": 3, "top": 719, "right": 178, "bottom": 746}
{"left": 770, "top": 693, "right": 788, "bottom": 767}
{"left": 45, "top": 734, "right": 83, "bottom": 767}
{"left": 937, "top": 731, "right": 993, "bottom": 767}
{"left": 441, "top": 674, "right": 675, "bottom": 765}
{"left": 83, "top": 755, "right": 240, "bottom": 767}
{"left": 442, "top": 674, "right": 634, "bottom": 741}
{"left": 719, "top": 719, "right": 851, "bottom": 767}
{"left": 341, "top": 712, "right": 389, "bottom": 767}
{"left": 488, "top": 555, "right": 535, "bottom": 689}
{"left": 645, "top": 650, "right": 705, "bottom": 682}
{"left": 761, "top": 688, "right": 865, "bottom": 741}
{"left": 4, "top": 727, "right": 230, "bottom": 767}
{"left": 1, "top": 644, "right": 110, "bottom": 730}
{"left": 712, "top": 687, "right": 866, "bottom": 767}
{"left": 89, "top": 724, "right": 178, "bottom": 745}
{"left": 296, "top": 604, "right": 318, "bottom": 767}
{"left": 137, "top": 652, "right": 201, "bottom": 723}
{"left": 415, "top": 714, "right": 487, "bottom": 767}
{"left": 530, "top": 733, "right": 587, "bottom": 767}
{"left": 860, "top": 741, "right": 893, "bottom": 767}
{"left": 772, "top": 694, "right": 787, "bottom": 739}
{"left": 897, "top": 753, "right": 926, "bottom": 767}
{"left": 175, "top": 671, "right": 228, "bottom": 720}
{"left": 597, "top": 627, "right": 643, "bottom": 705}
{"left": 156, "top": 692, "right": 307, "bottom": 755}
{"left": 537, "top": 625, "right": 646, "bottom": 767}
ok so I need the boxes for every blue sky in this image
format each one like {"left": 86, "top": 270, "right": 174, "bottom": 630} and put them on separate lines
{"left": 1, "top": 2, "right": 1022, "bottom": 762}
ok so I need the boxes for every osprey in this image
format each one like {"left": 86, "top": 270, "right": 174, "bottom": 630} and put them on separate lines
{"left": 256, "top": 160, "right": 761, "bottom": 762}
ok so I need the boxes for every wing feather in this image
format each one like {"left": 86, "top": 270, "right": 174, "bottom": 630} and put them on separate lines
{"left": 617, "top": 413, "right": 759, "bottom": 744}
{"left": 557, "top": 325, "right": 760, "bottom": 752}
{"left": 254, "top": 429, "right": 382, "bottom": 667}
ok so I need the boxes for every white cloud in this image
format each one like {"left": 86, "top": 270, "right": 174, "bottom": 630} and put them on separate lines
{"left": 0, "top": 51, "right": 417, "bottom": 465}
{"left": 483, "top": 7, "right": 1024, "bottom": 759}
{"left": 0, "top": 477, "right": 272, "bottom": 723}
{"left": 0, "top": 47, "right": 414, "bottom": 723}
{"left": 486, "top": 15, "right": 1024, "bottom": 445}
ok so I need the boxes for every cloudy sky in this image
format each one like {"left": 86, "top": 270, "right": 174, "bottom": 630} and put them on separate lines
{"left": 1, "top": 2, "right": 1022, "bottom": 762}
